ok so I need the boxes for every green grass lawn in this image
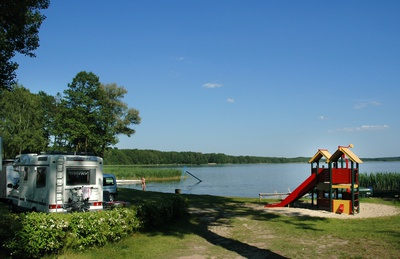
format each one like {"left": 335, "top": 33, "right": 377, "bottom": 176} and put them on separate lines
{"left": 52, "top": 189, "right": 400, "bottom": 259}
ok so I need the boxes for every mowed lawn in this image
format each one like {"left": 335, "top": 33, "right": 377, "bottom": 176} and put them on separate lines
{"left": 53, "top": 188, "right": 400, "bottom": 259}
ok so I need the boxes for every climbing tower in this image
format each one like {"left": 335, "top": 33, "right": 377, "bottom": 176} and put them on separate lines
{"left": 309, "top": 145, "right": 363, "bottom": 215}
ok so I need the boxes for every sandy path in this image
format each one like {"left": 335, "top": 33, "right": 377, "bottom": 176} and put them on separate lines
{"left": 259, "top": 203, "right": 400, "bottom": 219}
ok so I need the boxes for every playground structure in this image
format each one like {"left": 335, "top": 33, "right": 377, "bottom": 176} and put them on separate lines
{"left": 265, "top": 145, "right": 363, "bottom": 215}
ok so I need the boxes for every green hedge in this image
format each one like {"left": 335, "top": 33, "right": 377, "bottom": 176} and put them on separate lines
{"left": 137, "top": 195, "right": 189, "bottom": 230}
{"left": 2, "top": 196, "right": 188, "bottom": 258}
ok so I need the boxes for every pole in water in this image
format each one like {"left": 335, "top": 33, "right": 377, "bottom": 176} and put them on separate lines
{"left": 186, "top": 171, "right": 202, "bottom": 182}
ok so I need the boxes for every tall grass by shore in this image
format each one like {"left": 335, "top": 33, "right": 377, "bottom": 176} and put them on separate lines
{"left": 103, "top": 165, "right": 182, "bottom": 181}
{"left": 359, "top": 172, "right": 400, "bottom": 191}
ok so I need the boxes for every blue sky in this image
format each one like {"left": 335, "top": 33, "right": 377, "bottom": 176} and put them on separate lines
{"left": 13, "top": 1, "right": 400, "bottom": 158}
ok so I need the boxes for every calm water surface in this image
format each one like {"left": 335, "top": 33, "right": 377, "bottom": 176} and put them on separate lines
{"left": 121, "top": 162, "right": 400, "bottom": 198}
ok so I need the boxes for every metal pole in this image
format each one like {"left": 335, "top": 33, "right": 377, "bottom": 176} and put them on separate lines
{"left": 186, "top": 171, "right": 202, "bottom": 183}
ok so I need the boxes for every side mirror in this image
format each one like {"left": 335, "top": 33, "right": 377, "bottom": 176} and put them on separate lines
{"left": 7, "top": 183, "right": 13, "bottom": 188}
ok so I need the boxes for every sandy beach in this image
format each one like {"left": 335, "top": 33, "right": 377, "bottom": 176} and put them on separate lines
{"left": 261, "top": 202, "right": 400, "bottom": 219}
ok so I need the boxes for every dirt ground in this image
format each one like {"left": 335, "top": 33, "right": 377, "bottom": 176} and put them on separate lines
{"left": 253, "top": 202, "right": 400, "bottom": 219}
{"left": 184, "top": 201, "right": 400, "bottom": 259}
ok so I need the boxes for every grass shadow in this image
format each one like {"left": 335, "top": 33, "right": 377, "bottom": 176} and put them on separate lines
{"left": 119, "top": 188, "right": 329, "bottom": 257}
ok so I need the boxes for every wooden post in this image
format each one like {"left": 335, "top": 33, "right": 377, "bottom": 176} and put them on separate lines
{"left": 329, "top": 161, "right": 333, "bottom": 213}
{"left": 351, "top": 161, "right": 355, "bottom": 215}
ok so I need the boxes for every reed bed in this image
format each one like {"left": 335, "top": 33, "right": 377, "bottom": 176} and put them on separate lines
{"left": 359, "top": 172, "right": 400, "bottom": 191}
{"left": 103, "top": 165, "right": 182, "bottom": 181}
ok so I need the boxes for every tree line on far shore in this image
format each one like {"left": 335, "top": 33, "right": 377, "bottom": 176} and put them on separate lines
{"left": 103, "top": 148, "right": 400, "bottom": 165}
{"left": 103, "top": 148, "right": 309, "bottom": 165}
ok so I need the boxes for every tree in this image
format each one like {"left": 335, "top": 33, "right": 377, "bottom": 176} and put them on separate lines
{"left": 0, "top": 0, "right": 50, "bottom": 90}
{"left": 0, "top": 86, "right": 48, "bottom": 158}
{"left": 37, "top": 90, "right": 60, "bottom": 149}
{"left": 60, "top": 71, "right": 141, "bottom": 156}
{"left": 96, "top": 83, "right": 141, "bottom": 156}
{"left": 60, "top": 71, "right": 102, "bottom": 153}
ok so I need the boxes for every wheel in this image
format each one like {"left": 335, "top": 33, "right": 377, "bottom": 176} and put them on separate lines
{"left": 8, "top": 201, "right": 16, "bottom": 213}
{"left": 109, "top": 194, "right": 115, "bottom": 202}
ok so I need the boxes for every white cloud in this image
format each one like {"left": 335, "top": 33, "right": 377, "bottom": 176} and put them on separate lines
{"left": 227, "top": 98, "right": 235, "bottom": 103}
{"left": 354, "top": 100, "right": 381, "bottom": 109}
{"left": 359, "top": 125, "right": 389, "bottom": 130}
{"left": 334, "top": 124, "right": 390, "bottom": 132}
{"left": 318, "top": 115, "right": 327, "bottom": 120}
{"left": 203, "top": 82, "right": 223, "bottom": 89}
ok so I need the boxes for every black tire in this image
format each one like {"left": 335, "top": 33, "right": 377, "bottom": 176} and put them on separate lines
{"left": 109, "top": 194, "right": 115, "bottom": 202}
{"left": 8, "top": 201, "right": 16, "bottom": 213}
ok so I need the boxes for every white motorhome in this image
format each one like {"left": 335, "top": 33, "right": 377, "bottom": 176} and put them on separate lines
{"left": 7, "top": 153, "right": 104, "bottom": 213}
{"left": 0, "top": 159, "right": 20, "bottom": 200}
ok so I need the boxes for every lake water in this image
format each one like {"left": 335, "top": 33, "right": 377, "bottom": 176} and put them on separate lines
{"left": 121, "top": 162, "right": 400, "bottom": 198}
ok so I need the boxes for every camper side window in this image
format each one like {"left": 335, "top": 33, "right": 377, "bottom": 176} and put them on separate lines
{"left": 36, "top": 167, "right": 46, "bottom": 188}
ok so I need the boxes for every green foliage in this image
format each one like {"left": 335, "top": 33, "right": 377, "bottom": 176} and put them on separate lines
{"left": 359, "top": 172, "right": 400, "bottom": 191}
{"left": 53, "top": 72, "right": 141, "bottom": 157}
{"left": 136, "top": 196, "right": 188, "bottom": 230}
{"left": 3, "top": 208, "right": 140, "bottom": 258}
{"left": 104, "top": 148, "right": 311, "bottom": 165}
{"left": 0, "top": 0, "right": 49, "bottom": 90}
{"left": 104, "top": 165, "right": 182, "bottom": 180}
{"left": 4, "top": 212, "right": 68, "bottom": 258}
{"left": 0, "top": 71, "right": 140, "bottom": 159}
{"left": 0, "top": 207, "right": 21, "bottom": 246}
{"left": 1, "top": 197, "right": 187, "bottom": 258}
{"left": 0, "top": 86, "right": 49, "bottom": 157}
{"left": 67, "top": 208, "right": 140, "bottom": 250}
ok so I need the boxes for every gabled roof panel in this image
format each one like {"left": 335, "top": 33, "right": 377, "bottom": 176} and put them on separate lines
{"left": 308, "top": 149, "right": 331, "bottom": 163}
{"left": 327, "top": 147, "right": 363, "bottom": 164}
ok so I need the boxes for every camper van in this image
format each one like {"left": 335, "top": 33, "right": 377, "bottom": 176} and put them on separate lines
{"left": 7, "top": 153, "right": 104, "bottom": 213}
{"left": 0, "top": 160, "right": 20, "bottom": 200}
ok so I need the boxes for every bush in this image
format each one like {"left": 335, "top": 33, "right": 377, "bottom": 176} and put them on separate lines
{"left": 3, "top": 208, "right": 140, "bottom": 258}
{"left": 4, "top": 212, "right": 69, "bottom": 258}
{"left": 2, "top": 196, "right": 188, "bottom": 258}
{"left": 67, "top": 208, "right": 140, "bottom": 250}
{"left": 137, "top": 195, "right": 188, "bottom": 230}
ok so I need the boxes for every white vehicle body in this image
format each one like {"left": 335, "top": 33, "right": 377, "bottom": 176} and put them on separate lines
{"left": 7, "top": 153, "right": 104, "bottom": 213}
{"left": 0, "top": 160, "right": 20, "bottom": 199}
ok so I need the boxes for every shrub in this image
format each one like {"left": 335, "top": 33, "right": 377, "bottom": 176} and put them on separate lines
{"left": 2, "top": 196, "right": 187, "bottom": 258}
{"left": 67, "top": 208, "right": 140, "bottom": 250}
{"left": 137, "top": 195, "right": 188, "bottom": 230}
{"left": 4, "top": 212, "right": 69, "bottom": 258}
{"left": 4, "top": 208, "right": 140, "bottom": 258}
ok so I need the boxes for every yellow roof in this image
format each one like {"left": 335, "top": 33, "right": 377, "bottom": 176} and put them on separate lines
{"left": 327, "top": 147, "right": 363, "bottom": 164}
{"left": 308, "top": 149, "right": 331, "bottom": 163}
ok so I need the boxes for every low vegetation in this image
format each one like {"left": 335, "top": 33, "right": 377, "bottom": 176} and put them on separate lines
{"left": 0, "top": 195, "right": 188, "bottom": 258}
{"left": 360, "top": 172, "right": 400, "bottom": 191}
{"left": 103, "top": 165, "right": 182, "bottom": 181}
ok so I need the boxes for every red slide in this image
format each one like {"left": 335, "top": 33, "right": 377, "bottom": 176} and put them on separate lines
{"left": 265, "top": 173, "right": 317, "bottom": 208}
